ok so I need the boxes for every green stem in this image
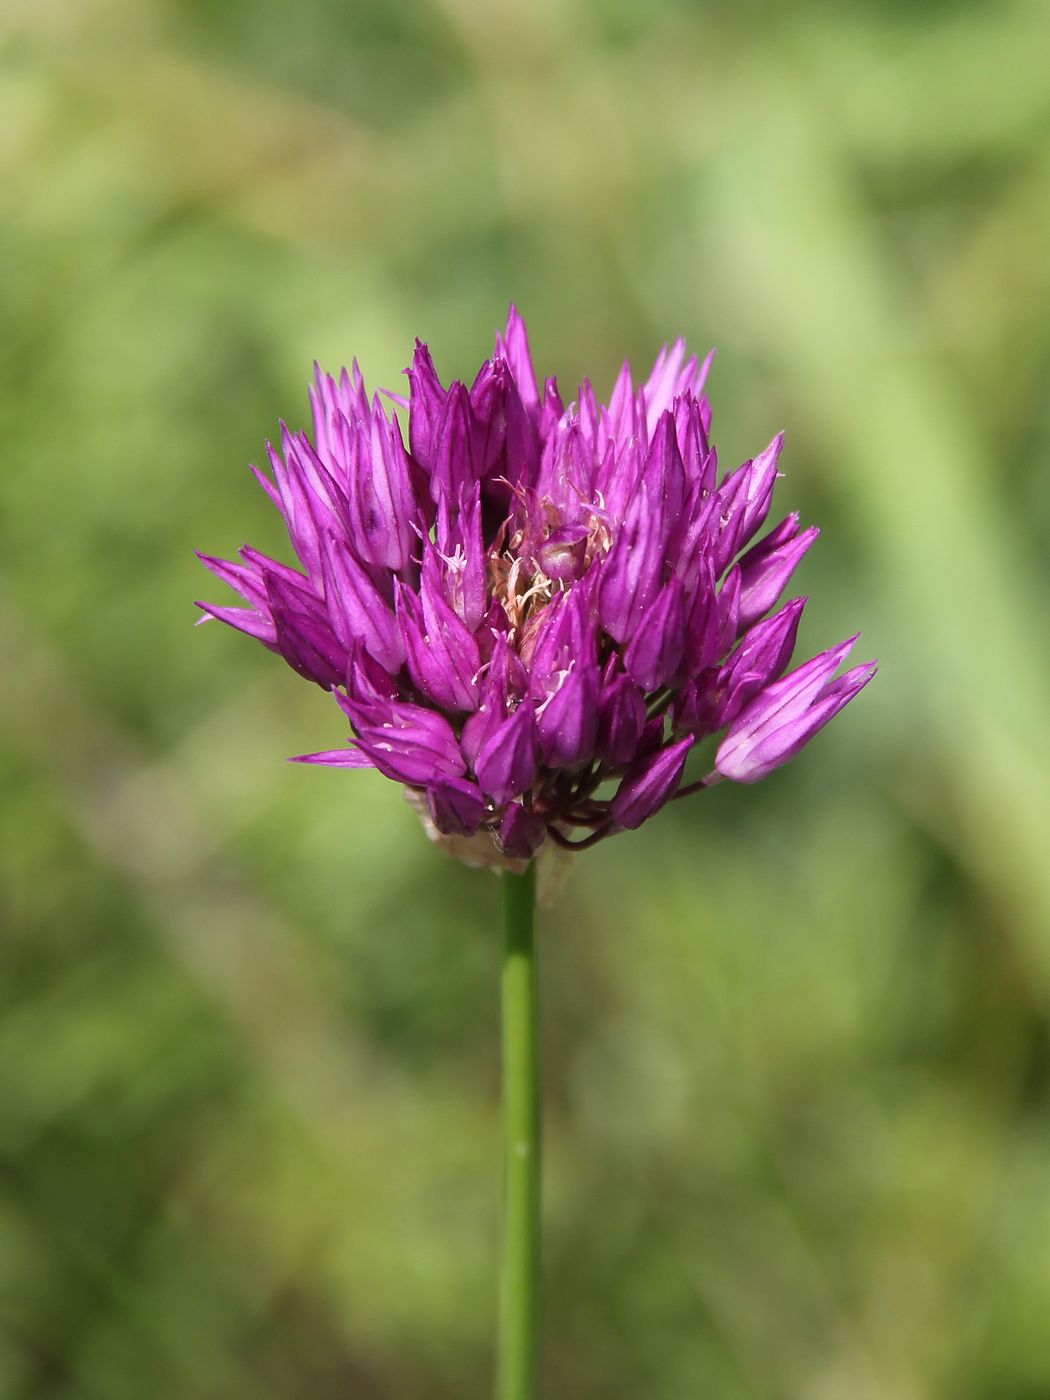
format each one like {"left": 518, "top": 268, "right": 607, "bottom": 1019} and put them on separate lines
{"left": 497, "top": 863, "right": 540, "bottom": 1400}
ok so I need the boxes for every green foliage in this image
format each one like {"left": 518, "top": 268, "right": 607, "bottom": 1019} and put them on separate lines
{"left": 2, "top": 0, "right": 1050, "bottom": 1394}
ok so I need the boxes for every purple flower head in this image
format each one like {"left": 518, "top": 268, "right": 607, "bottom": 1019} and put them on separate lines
{"left": 198, "top": 309, "right": 874, "bottom": 862}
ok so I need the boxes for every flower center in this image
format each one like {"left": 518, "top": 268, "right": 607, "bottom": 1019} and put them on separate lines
{"left": 488, "top": 544, "right": 555, "bottom": 632}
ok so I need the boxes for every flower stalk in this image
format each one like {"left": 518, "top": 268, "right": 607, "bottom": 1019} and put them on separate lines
{"left": 498, "top": 863, "right": 540, "bottom": 1400}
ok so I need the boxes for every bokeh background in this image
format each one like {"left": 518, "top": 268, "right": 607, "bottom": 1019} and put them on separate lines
{"left": 3, "top": 0, "right": 1050, "bottom": 1396}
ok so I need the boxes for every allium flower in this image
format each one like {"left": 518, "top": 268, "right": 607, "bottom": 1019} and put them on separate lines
{"left": 197, "top": 309, "right": 874, "bottom": 862}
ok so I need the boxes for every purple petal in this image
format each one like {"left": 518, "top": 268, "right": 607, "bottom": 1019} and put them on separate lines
{"left": 435, "top": 484, "right": 486, "bottom": 632}
{"left": 355, "top": 705, "right": 466, "bottom": 785}
{"left": 474, "top": 703, "right": 538, "bottom": 804}
{"left": 291, "top": 747, "right": 374, "bottom": 768}
{"left": 405, "top": 340, "right": 446, "bottom": 472}
{"left": 320, "top": 537, "right": 405, "bottom": 674}
{"left": 539, "top": 417, "right": 598, "bottom": 517}
{"left": 195, "top": 551, "right": 268, "bottom": 610}
{"left": 471, "top": 356, "right": 539, "bottom": 490}
{"left": 595, "top": 435, "right": 645, "bottom": 533}
{"left": 495, "top": 305, "right": 541, "bottom": 420}
{"left": 723, "top": 635, "right": 857, "bottom": 733}
{"left": 598, "top": 479, "right": 667, "bottom": 644}
{"left": 461, "top": 701, "right": 502, "bottom": 769}
{"left": 674, "top": 393, "right": 715, "bottom": 498}
{"left": 715, "top": 637, "right": 876, "bottom": 783}
{"left": 715, "top": 566, "right": 742, "bottom": 658}
{"left": 576, "top": 379, "right": 600, "bottom": 451}
{"left": 341, "top": 640, "right": 401, "bottom": 709}
{"left": 250, "top": 461, "right": 282, "bottom": 512}
{"left": 397, "top": 576, "right": 480, "bottom": 714}
{"left": 604, "top": 360, "right": 640, "bottom": 444}
{"left": 461, "top": 634, "right": 525, "bottom": 763}
{"left": 276, "top": 428, "right": 352, "bottom": 577}
{"left": 610, "top": 736, "right": 694, "bottom": 830}
{"left": 642, "top": 339, "right": 693, "bottom": 434}
{"left": 238, "top": 546, "right": 309, "bottom": 591}
{"left": 430, "top": 381, "right": 480, "bottom": 503}
{"left": 527, "top": 583, "right": 598, "bottom": 694}
{"left": 498, "top": 803, "right": 547, "bottom": 860}
{"left": 676, "top": 555, "right": 720, "bottom": 678}
{"left": 640, "top": 411, "right": 687, "bottom": 533}
{"left": 538, "top": 376, "right": 565, "bottom": 442}
{"left": 712, "top": 434, "right": 783, "bottom": 575}
{"left": 596, "top": 673, "right": 647, "bottom": 767}
{"left": 623, "top": 577, "right": 686, "bottom": 692}
{"left": 340, "top": 398, "right": 416, "bottom": 571}
{"left": 668, "top": 482, "right": 718, "bottom": 590}
{"left": 420, "top": 568, "right": 482, "bottom": 693}
{"left": 719, "top": 597, "right": 806, "bottom": 727}
{"left": 195, "top": 601, "right": 277, "bottom": 647}
{"left": 669, "top": 673, "right": 713, "bottom": 737}
{"left": 265, "top": 573, "right": 346, "bottom": 687}
{"left": 537, "top": 663, "right": 599, "bottom": 768}
{"left": 262, "top": 442, "right": 318, "bottom": 576}
{"left": 310, "top": 361, "right": 369, "bottom": 467}
{"left": 426, "top": 777, "right": 487, "bottom": 836}
{"left": 738, "top": 512, "right": 800, "bottom": 569}
{"left": 737, "top": 526, "right": 819, "bottom": 631}
{"left": 635, "top": 715, "right": 668, "bottom": 763}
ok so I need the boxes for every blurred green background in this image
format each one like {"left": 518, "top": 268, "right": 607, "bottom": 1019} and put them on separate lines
{"left": 3, "top": 0, "right": 1050, "bottom": 1396}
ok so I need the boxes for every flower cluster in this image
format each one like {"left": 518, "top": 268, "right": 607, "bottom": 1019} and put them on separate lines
{"left": 197, "top": 309, "right": 874, "bottom": 860}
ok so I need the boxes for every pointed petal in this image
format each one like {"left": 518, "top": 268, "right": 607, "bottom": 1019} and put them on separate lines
{"left": 641, "top": 410, "right": 687, "bottom": 531}
{"left": 604, "top": 360, "right": 638, "bottom": 444}
{"left": 355, "top": 705, "right": 465, "bottom": 785}
{"left": 737, "top": 526, "right": 819, "bottom": 630}
{"left": 537, "top": 664, "right": 599, "bottom": 768}
{"left": 713, "top": 434, "right": 784, "bottom": 575}
{"left": 538, "top": 377, "right": 564, "bottom": 442}
{"left": 611, "top": 737, "right": 694, "bottom": 830}
{"left": 726, "top": 635, "right": 860, "bottom": 736}
{"left": 321, "top": 537, "right": 405, "bottom": 674}
{"left": 715, "top": 638, "right": 875, "bottom": 783}
{"left": 642, "top": 338, "right": 689, "bottom": 434}
{"left": 474, "top": 703, "right": 538, "bottom": 804}
{"left": 461, "top": 634, "right": 525, "bottom": 764}
{"left": 497, "top": 803, "right": 547, "bottom": 859}
{"left": 471, "top": 357, "right": 540, "bottom": 490}
{"left": 429, "top": 381, "right": 480, "bottom": 503}
{"left": 265, "top": 575, "right": 346, "bottom": 688}
{"left": 527, "top": 583, "right": 598, "bottom": 694}
{"left": 435, "top": 484, "right": 486, "bottom": 631}
{"left": 291, "top": 747, "right": 374, "bottom": 768}
{"left": 405, "top": 340, "right": 446, "bottom": 471}
{"left": 426, "top": 777, "right": 487, "bottom": 836}
{"left": 397, "top": 575, "right": 480, "bottom": 713}
{"left": 339, "top": 397, "right": 416, "bottom": 570}
{"left": 716, "top": 565, "right": 742, "bottom": 658}
{"left": 496, "top": 305, "right": 541, "bottom": 420}
{"left": 720, "top": 597, "right": 806, "bottom": 726}
{"left": 597, "top": 673, "right": 647, "bottom": 768}
{"left": 623, "top": 577, "right": 686, "bottom": 692}
{"left": 676, "top": 554, "right": 720, "bottom": 678}
{"left": 195, "top": 601, "right": 277, "bottom": 647}
{"left": 195, "top": 552, "right": 267, "bottom": 610}
{"left": 598, "top": 479, "right": 667, "bottom": 644}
